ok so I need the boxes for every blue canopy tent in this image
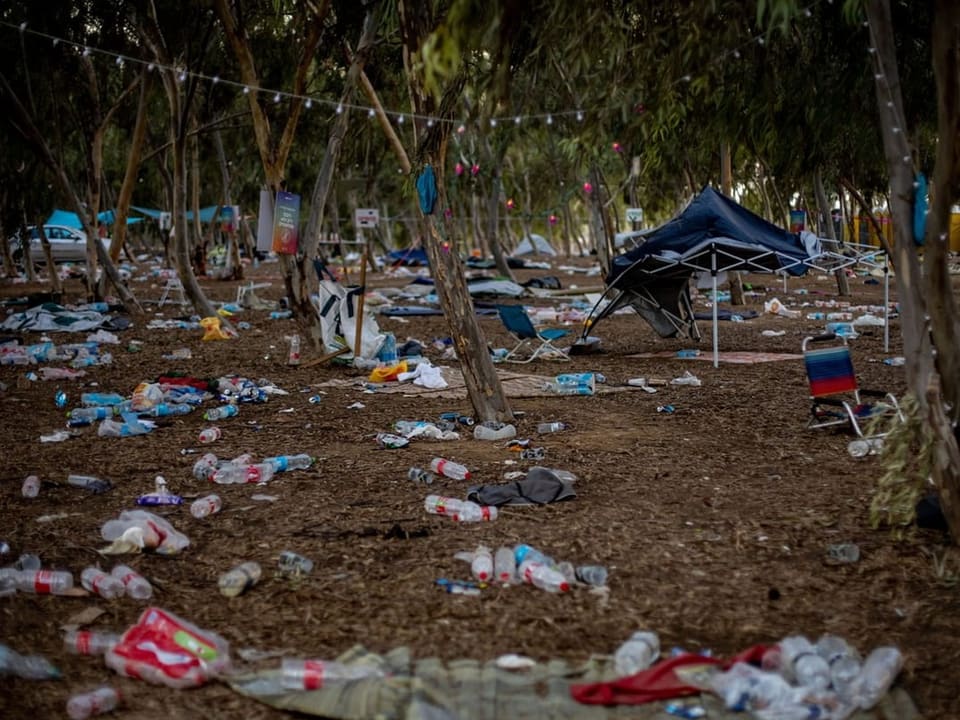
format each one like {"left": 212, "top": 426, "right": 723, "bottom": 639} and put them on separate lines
{"left": 581, "top": 186, "right": 821, "bottom": 366}
{"left": 45, "top": 209, "right": 143, "bottom": 228}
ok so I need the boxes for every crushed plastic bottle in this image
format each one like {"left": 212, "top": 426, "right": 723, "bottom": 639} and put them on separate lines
{"left": 0, "top": 643, "right": 61, "bottom": 679}
{"left": 279, "top": 658, "right": 384, "bottom": 690}
{"left": 779, "top": 636, "right": 831, "bottom": 691}
{"left": 473, "top": 422, "right": 517, "bottom": 441}
{"left": 204, "top": 404, "right": 239, "bottom": 422}
{"left": 67, "top": 474, "right": 113, "bottom": 494}
{"left": 277, "top": 551, "right": 314, "bottom": 577}
{"left": 575, "top": 565, "right": 609, "bottom": 587}
{"left": 81, "top": 568, "right": 126, "bottom": 600}
{"left": 210, "top": 463, "right": 275, "bottom": 485}
{"left": 64, "top": 630, "right": 122, "bottom": 656}
{"left": 218, "top": 561, "right": 262, "bottom": 597}
{"left": 518, "top": 560, "right": 569, "bottom": 593}
{"left": 424, "top": 495, "right": 497, "bottom": 522}
{"left": 849, "top": 646, "right": 903, "bottom": 710}
{"left": 263, "top": 454, "right": 314, "bottom": 472}
{"left": 198, "top": 427, "right": 222, "bottom": 444}
{"left": 429, "top": 457, "right": 471, "bottom": 481}
{"left": 286, "top": 334, "right": 302, "bottom": 366}
{"left": 815, "top": 634, "right": 862, "bottom": 697}
{"left": 13, "top": 569, "right": 74, "bottom": 595}
{"left": 110, "top": 564, "right": 153, "bottom": 600}
{"left": 190, "top": 494, "right": 223, "bottom": 519}
{"left": 537, "top": 422, "right": 567, "bottom": 434}
{"left": 66, "top": 686, "right": 121, "bottom": 719}
{"left": 100, "top": 510, "right": 190, "bottom": 556}
{"left": 614, "top": 631, "right": 660, "bottom": 676}
{"left": 469, "top": 545, "right": 493, "bottom": 582}
{"left": 494, "top": 546, "right": 517, "bottom": 584}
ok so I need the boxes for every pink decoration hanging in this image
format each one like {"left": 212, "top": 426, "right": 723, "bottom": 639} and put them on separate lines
{"left": 548, "top": 214, "right": 558, "bottom": 226}
{"left": 443, "top": 208, "right": 453, "bottom": 219}
{"left": 506, "top": 198, "right": 515, "bottom": 210}
{"left": 455, "top": 162, "right": 464, "bottom": 176}
{"left": 582, "top": 182, "right": 593, "bottom": 194}
{"left": 471, "top": 164, "right": 480, "bottom": 176}
{"left": 612, "top": 142, "right": 623, "bottom": 153}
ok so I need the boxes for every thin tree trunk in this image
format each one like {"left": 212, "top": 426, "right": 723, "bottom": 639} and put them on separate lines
{"left": 813, "top": 168, "right": 850, "bottom": 296}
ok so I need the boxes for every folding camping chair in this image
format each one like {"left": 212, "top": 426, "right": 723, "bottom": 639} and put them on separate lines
{"left": 496, "top": 304, "right": 570, "bottom": 363}
{"left": 802, "top": 333, "right": 902, "bottom": 440}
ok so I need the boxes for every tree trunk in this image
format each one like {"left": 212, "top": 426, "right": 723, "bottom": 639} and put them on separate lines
{"left": 867, "top": 0, "right": 958, "bottom": 541}
{"left": 110, "top": 69, "right": 151, "bottom": 264}
{"left": 813, "top": 168, "right": 850, "bottom": 296}
{"left": 35, "top": 221, "right": 63, "bottom": 295}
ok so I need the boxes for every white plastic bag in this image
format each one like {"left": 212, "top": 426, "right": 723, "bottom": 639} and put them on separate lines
{"left": 100, "top": 510, "right": 190, "bottom": 556}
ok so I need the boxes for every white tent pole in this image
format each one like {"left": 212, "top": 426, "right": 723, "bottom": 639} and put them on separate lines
{"left": 712, "top": 245, "right": 719, "bottom": 368}
{"left": 884, "top": 256, "right": 890, "bottom": 353}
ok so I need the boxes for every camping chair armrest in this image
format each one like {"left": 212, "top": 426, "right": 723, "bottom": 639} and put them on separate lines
{"left": 810, "top": 333, "right": 837, "bottom": 343}
{"left": 860, "top": 389, "right": 891, "bottom": 398}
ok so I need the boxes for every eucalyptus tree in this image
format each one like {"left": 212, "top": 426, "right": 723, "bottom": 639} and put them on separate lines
{"left": 0, "top": 1, "right": 143, "bottom": 306}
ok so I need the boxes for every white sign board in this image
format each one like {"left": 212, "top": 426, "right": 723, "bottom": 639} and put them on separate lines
{"left": 355, "top": 208, "right": 379, "bottom": 228}
{"left": 625, "top": 207, "right": 644, "bottom": 223}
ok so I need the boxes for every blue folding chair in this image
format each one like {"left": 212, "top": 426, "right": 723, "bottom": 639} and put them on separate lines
{"left": 496, "top": 305, "right": 570, "bottom": 363}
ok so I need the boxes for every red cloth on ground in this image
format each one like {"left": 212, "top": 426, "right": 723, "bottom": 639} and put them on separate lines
{"left": 570, "top": 644, "right": 768, "bottom": 706}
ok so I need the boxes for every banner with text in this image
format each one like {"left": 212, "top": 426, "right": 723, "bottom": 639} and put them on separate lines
{"left": 272, "top": 191, "right": 301, "bottom": 255}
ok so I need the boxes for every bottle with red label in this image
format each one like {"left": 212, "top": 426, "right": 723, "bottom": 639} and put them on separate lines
{"left": 423, "top": 495, "right": 497, "bottom": 522}
{"left": 211, "top": 463, "right": 275, "bottom": 485}
{"left": 280, "top": 658, "right": 384, "bottom": 690}
{"left": 64, "top": 630, "right": 121, "bottom": 656}
{"left": 66, "top": 686, "right": 121, "bottom": 720}
{"left": 81, "top": 568, "right": 125, "bottom": 600}
{"left": 13, "top": 569, "right": 74, "bottom": 595}
{"left": 110, "top": 564, "right": 153, "bottom": 600}
{"left": 429, "top": 457, "right": 471, "bottom": 481}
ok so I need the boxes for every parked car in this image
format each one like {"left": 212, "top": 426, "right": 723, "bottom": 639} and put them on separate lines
{"left": 9, "top": 225, "right": 112, "bottom": 265}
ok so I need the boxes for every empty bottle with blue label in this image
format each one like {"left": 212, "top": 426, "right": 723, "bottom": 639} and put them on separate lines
{"left": 142, "top": 403, "right": 193, "bottom": 418}
{"left": 204, "top": 404, "right": 239, "bottom": 422}
{"left": 264, "top": 454, "right": 314, "bottom": 472}
{"left": 546, "top": 373, "right": 596, "bottom": 395}
{"left": 69, "top": 407, "right": 114, "bottom": 422}
{"left": 80, "top": 393, "right": 126, "bottom": 407}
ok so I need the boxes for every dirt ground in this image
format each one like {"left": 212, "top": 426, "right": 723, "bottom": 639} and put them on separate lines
{"left": 1, "top": 253, "right": 958, "bottom": 720}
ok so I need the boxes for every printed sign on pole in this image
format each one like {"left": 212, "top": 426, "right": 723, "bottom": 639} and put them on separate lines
{"left": 625, "top": 207, "right": 644, "bottom": 224}
{"left": 272, "top": 191, "right": 301, "bottom": 254}
{"left": 355, "top": 208, "right": 379, "bottom": 228}
{"left": 256, "top": 191, "right": 273, "bottom": 252}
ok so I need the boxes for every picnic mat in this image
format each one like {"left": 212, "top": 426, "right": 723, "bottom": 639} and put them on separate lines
{"left": 229, "top": 644, "right": 919, "bottom": 720}
{"left": 627, "top": 350, "right": 803, "bottom": 364}
{"left": 316, "top": 368, "right": 632, "bottom": 399}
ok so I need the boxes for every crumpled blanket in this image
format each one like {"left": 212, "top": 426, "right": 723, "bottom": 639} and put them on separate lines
{"left": 466, "top": 466, "right": 577, "bottom": 506}
{"left": 1, "top": 303, "right": 107, "bottom": 333}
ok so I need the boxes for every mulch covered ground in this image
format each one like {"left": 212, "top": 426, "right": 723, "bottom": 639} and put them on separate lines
{"left": 1, "top": 256, "right": 958, "bottom": 719}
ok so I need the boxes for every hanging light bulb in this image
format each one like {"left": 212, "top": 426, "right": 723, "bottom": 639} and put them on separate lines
{"left": 305, "top": 98, "right": 312, "bottom": 109}
{"left": 546, "top": 114, "right": 553, "bottom": 125}
{"left": 548, "top": 214, "right": 558, "bottom": 226}
{"left": 82, "top": 47, "right": 91, "bottom": 56}
{"left": 115, "top": 56, "right": 124, "bottom": 67}
{"left": 514, "top": 116, "right": 521, "bottom": 125}
{"left": 397, "top": 114, "right": 405, "bottom": 124}
{"left": 426, "top": 118, "right": 434, "bottom": 128}
{"left": 506, "top": 198, "right": 515, "bottom": 210}
{"left": 612, "top": 142, "right": 623, "bottom": 153}
{"left": 273, "top": 92, "right": 281, "bottom": 103}
{"left": 368, "top": 108, "right": 375, "bottom": 118}
{"left": 470, "top": 164, "right": 480, "bottom": 176}
{"left": 457, "top": 124, "right": 466, "bottom": 135}
{"left": 490, "top": 118, "right": 498, "bottom": 128}
{"left": 212, "top": 75, "right": 220, "bottom": 84}
{"left": 576, "top": 110, "right": 584, "bottom": 122}
{"left": 19, "top": 22, "right": 27, "bottom": 31}
{"left": 243, "top": 86, "right": 250, "bottom": 94}
{"left": 336, "top": 103, "right": 343, "bottom": 114}
{"left": 681, "top": 74, "right": 692, "bottom": 82}
{"left": 147, "top": 62, "right": 154, "bottom": 71}
{"left": 582, "top": 181, "right": 593, "bottom": 194}
{"left": 178, "top": 70, "right": 187, "bottom": 82}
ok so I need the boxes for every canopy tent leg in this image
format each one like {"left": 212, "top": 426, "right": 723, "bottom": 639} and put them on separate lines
{"left": 712, "top": 245, "right": 719, "bottom": 368}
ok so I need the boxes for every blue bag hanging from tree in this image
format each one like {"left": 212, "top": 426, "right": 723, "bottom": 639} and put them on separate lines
{"left": 417, "top": 164, "right": 437, "bottom": 215}
{"left": 913, "top": 172, "right": 927, "bottom": 246}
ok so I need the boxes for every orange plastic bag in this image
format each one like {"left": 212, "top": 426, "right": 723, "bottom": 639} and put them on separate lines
{"left": 368, "top": 360, "right": 408, "bottom": 383}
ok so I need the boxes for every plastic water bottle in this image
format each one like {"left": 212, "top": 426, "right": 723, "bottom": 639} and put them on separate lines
{"left": 69, "top": 406, "right": 114, "bottom": 422}
{"left": 537, "top": 422, "right": 567, "bottom": 434}
{"left": 280, "top": 658, "right": 384, "bottom": 690}
{"left": 142, "top": 402, "right": 193, "bottom": 418}
{"left": 64, "top": 630, "right": 121, "bottom": 656}
{"left": 190, "top": 494, "right": 223, "bottom": 519}
{"left": 514, "top": 543, "right": 556, "bottom": 568}
{"left": 80, "top": 568, "right": 125, "bottom": 600}
{"left": 21, "top": 474, "right": 41, "bottom": 498}
{"left": 218, "top": 561, "right": 262, "bottom": 597}
{"left": 780, "top": 636, "right": 831, "bottom": 691}
{"left": 67, "top": 474, "right": 112, "bottom": 493}
{"left": 378, "top": 333, "right": 398, "bottom": 364}
{"left": 66, "top": 686, "right": 121, "bottom": 719}
{"left": 192, "top": 453, "right": 220, "bottom": 481}
{"left": 0, "top": 644, "right": 61, "bottom": 679}
{"left": 470, "top": 545, "right": 493, "bottom": 582}
{"left": 204, "top": 404, "right": 239, "bottom": 421}
{"left": 278, "top": 551, "right": 314, "bottom": 577}
{"left": 494, "top": 546, "right": 517, "bottom": 584}
{"left": 110, "top": 564, "right": 153, "bottom": 600}
{"left": 518, "top": 560, "right": 569, "bottom": 593}
{"left": 424, "top": 495, "right": 498, "bottom": 522}
{"left": 211, "top": 463, "right": 275, "bottom": 485}
{"left": 575, "top": 565, "right": 609, "bottom": 587}
{"left": 198, "top": 427, "right": 222, "bottom": 444}
{"left": 850, "top": 647, "right": 903, "bottom": 710}
{"left": 80, "top": 393, "right": 126, "bottom": 407}
{"left": 286, "top": 334, "right": 302, "bottom": 365}
{"left": 14, "top": 569, "right": 74, "bottom": 595}
{"left": 429, "top": 457, "right": 471, "bottom": 481}
{"left": 815, "top": 634, "right": 862, "bottom": 696}
{"left": 270, "top": 310, "right": 292, "bottom": 319}
{"left": 614, "top": 631, "right": 660, "bottom": 676}
{"left": 264, "top": 454, "right": 314, "bottom": 472}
